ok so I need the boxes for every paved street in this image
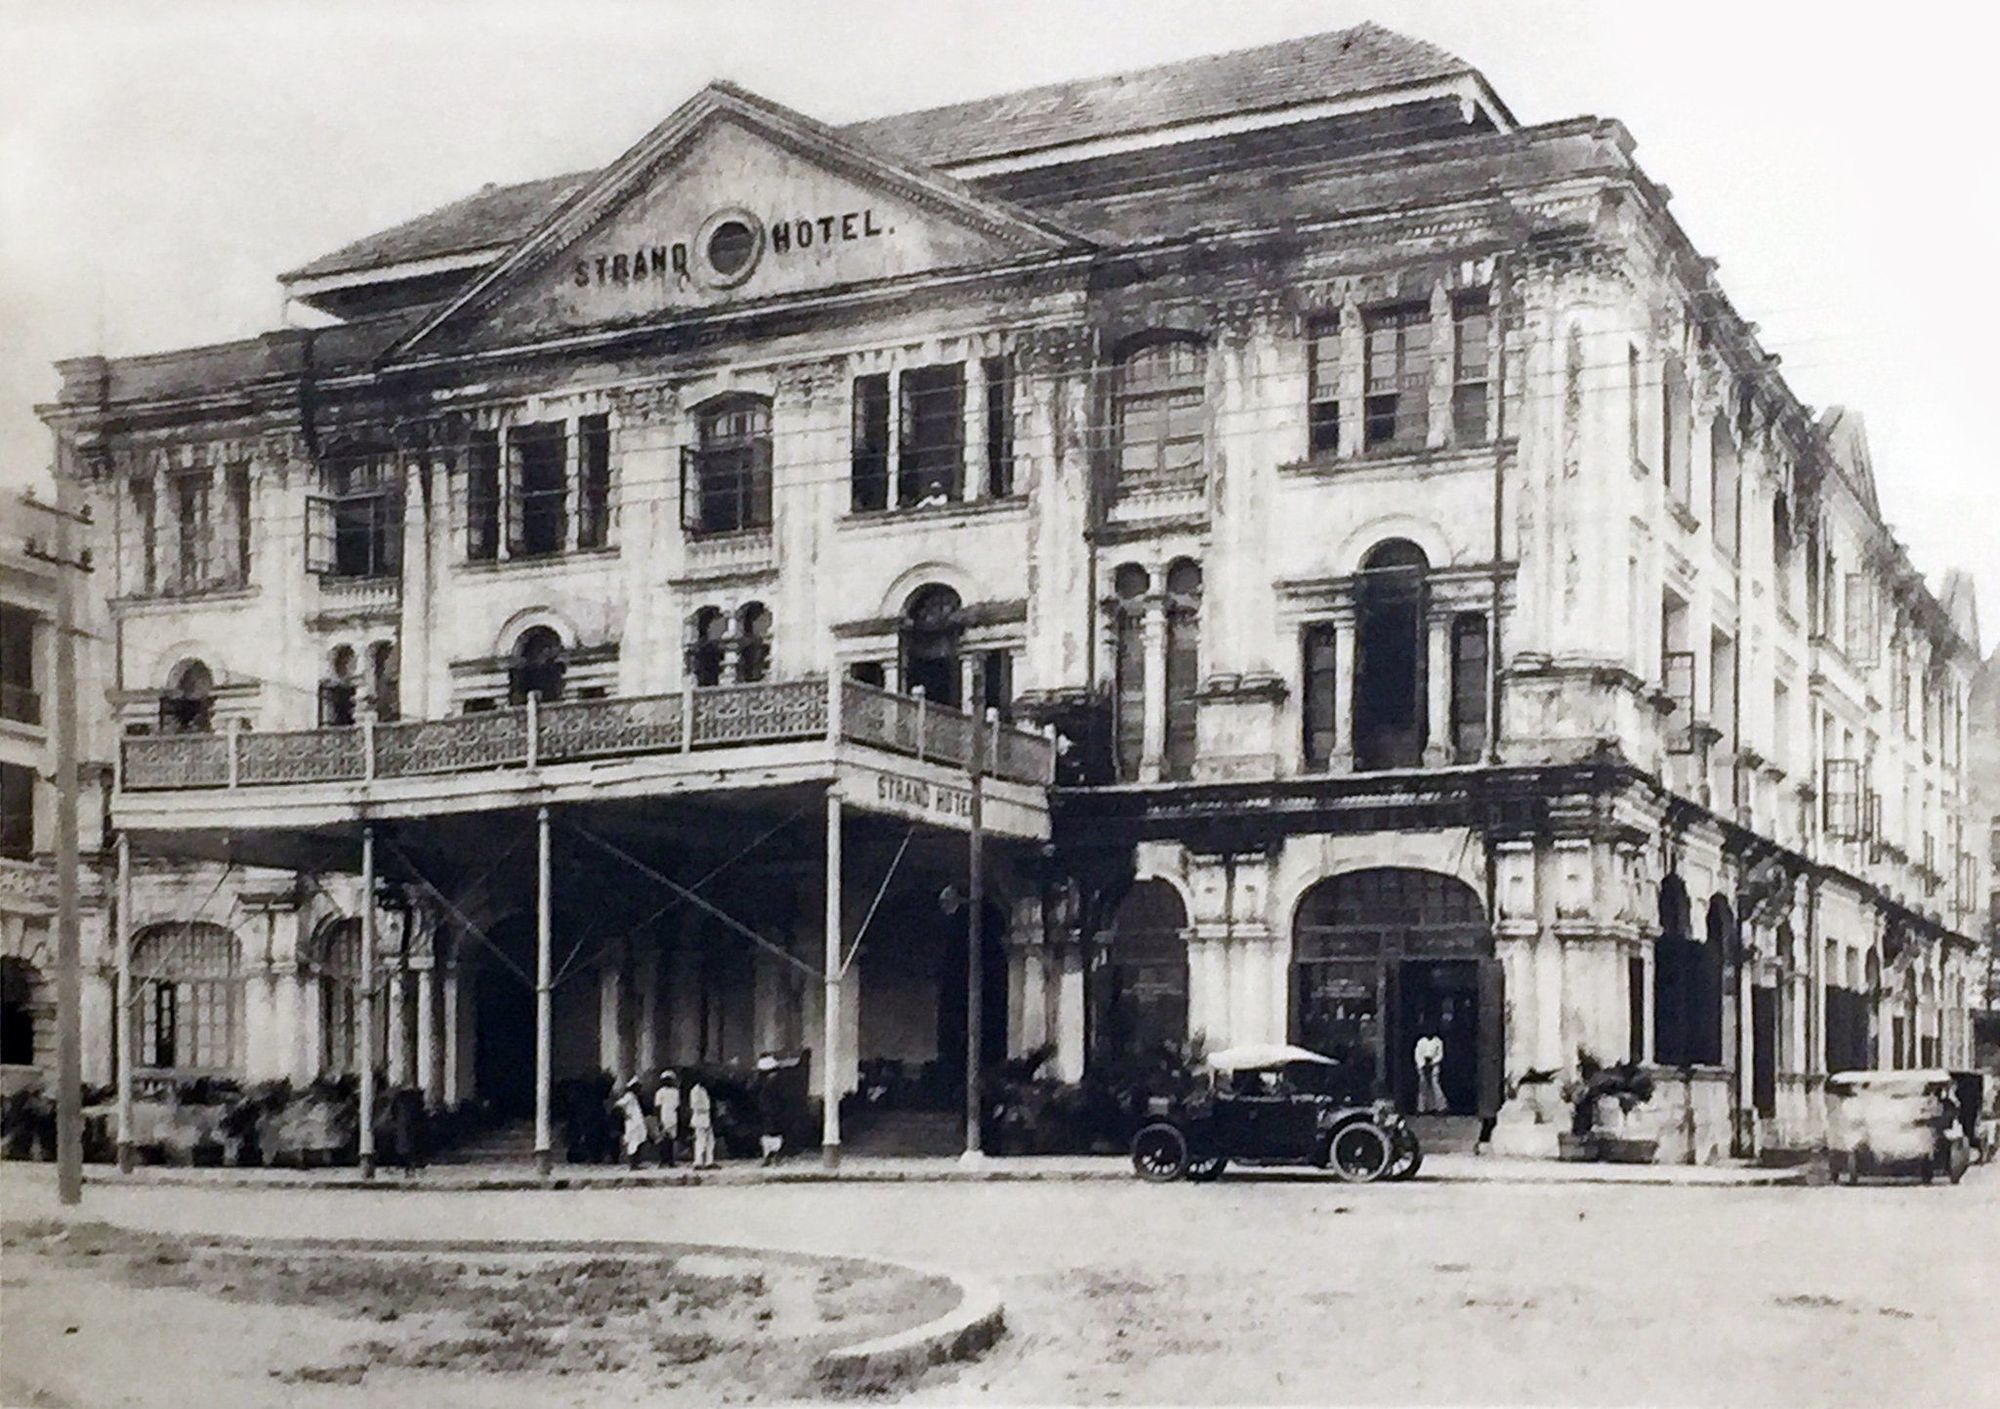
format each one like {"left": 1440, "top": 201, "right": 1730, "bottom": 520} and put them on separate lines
{"left": 5, "top": 1162, "right": 1996, "bottom": 1405}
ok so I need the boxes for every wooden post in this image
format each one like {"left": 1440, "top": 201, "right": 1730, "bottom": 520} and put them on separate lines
{"left": 535, "top": 805, "right": 554, "bottom": 1177}
{"left": 822, "top": 788, "right": 843, "bottom": 1168}
{"left": 358, "top": 824, "right": 377, "bottom": 1179}
{"left": 115, "top": 833, "right": 134, "bottom": 1173}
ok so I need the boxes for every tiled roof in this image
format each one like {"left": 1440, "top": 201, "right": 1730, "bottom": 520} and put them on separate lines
{"left": 283, "top": 23, "right": 1479, "bottom": 284}
{"left": 845, "top": 22, "right": 1477, "bottom": 169}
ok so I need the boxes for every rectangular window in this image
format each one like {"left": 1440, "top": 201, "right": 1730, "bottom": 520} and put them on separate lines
{"left": 577, "top": 414, "right": 611, "bottom": 549}
{"left": 1302, "top": 622, "right": 1338, "bottom": 771}
{"left": 0, "top": 605, "right": 37, "bottom": 727}
{"left": 1307, "top": 316, "right": 1341, "bottom": 455}
{"left": 899, "top": 362, "right": 964, "bottom": 506}
{"left": 1662, "top": 352, "right": 1690, "bottom": 507}
{"left": 173, "top": 470, "right": 210, "bottom": 591}
{"left": 303, "top": 495, "right": 336, "bottom": 575}
{"left": 1771, "top": 679, "right": 1790, "bottom": 771}
{"left": 1164, "top": 600, "right": 1199, "bottom": 782}
{"left": 983, "top": 357, "right": 1014, "bottom": 497}
{"left": 1843, "top": 574, "right": 1876, "bottom": 663}
{"left": 1364, "top": 303, "right": 1430, "bottom": 451}
{"left": 467, "top": 430, "right": 500, "bottom": 561}
{"left": 847, "top": 661, "right": 886, "bottom": 688}
{"left": 226, "top": 464, "right": 252, "bottom": 585}
{"left": 1822, "top": 758, "right": 1860, "bottom": 838}
{"left": 1450, "top": 613, "right": 1489, "bottom": 763}
{"left": 978, "top": 649, "right": 1013, "bottom": 720}
{"left": 1709, "top": 630, "right": 1736, "bottom": 753}
{"left": 850, "top": 373, "right": 889, "bottom": 512}
{"left": 510, "top": 421, "right": 567, "bottom": 557}
{"left": 0, "top": 761, "right": 33, "bottom": 859}
{"left": 1711, "top": 424, "right": 1739, "bottom": 558}
{"left": 1451, "top": 293, "right": 1490, "bottom": 445}
{"left": 130, "top": 475, "right": 158, "bottom": 593}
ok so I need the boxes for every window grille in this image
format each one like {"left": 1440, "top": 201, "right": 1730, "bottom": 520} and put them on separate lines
{"left": 1450, "top": 612, "right": 1489, "bottom": 763}
{"left": 509, "top": 422, "right": 567, "bottom": 556}
{"left": 466, "top": 430, "right": 500, "bottom": 561}
{"left": 132, "top": 923, "right": 241, "bottom": 1073}
{"left": 577, "top": 414, "right": 611, "bottom": 548}
{"left": 1162, "top": 560, "right": 1201, "bottom": 781}
{"left": 1451, "top": 293, "right": 1490, "bottom": 445}
{"left": 1822, "top": 759, "right": 1860, "bottom": 838}
{"left": 1307, "top": 317, "right": 1341, "bottom": 455}
{"left": 1301, "top": 622, "right": 1337, "bottom": 771}
{"left": 1116, "top": 339, "right": 1206, "bottom": 484}
{"left": 172, "top": 470, "right": 211, "bottom": 591}
{"left": 899, "top": 363, "right": 965, "bottom": 505}
{"left": 684, "top": 397, "right": 773, "bottom": 534}
{"left": 983, "top": 357, "right": 1015, "bottom": 496}
{"left": 1662, "top": 650, "right": 1697, "bottom": 753}
{"left": 850, "top": 373, "right": 890, "bottom": 512}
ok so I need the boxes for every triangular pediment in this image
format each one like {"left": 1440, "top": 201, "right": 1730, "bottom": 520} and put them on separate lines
{"left": 387, "top": 84, "right": 1088, "bottom": 357}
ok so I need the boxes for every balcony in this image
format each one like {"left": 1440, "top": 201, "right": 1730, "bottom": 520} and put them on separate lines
{"left": 117, "top": 678, "right": 1056, "bottom": 845}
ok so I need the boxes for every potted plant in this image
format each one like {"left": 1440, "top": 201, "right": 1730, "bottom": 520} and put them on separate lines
{"left": 1560, "top": 1051, "right": 1658, "bottom": 1163}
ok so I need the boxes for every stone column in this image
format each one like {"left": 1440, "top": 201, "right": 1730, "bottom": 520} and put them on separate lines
{"left": 415, "top": 960, "right": 437, "bottom": 1104}
{"left": 1336, "top": 297, "right": 1365, "bottom": 459}
{"left": 1333, "top": 612, "right": 1358, "bottom": 772}
{"left": 962, "top": 358, "right": 985, "bottom": 503}
{"left": 885, "top": 368, "right": 902, "bottom": 512}
{"left": 441, "top": 962, "right": 461, "bottom": 1107}
{"left": 1140, "top": 599, "right": 1167, "bottom": 782}
{"left": 386, "top": 966, "right": 409, "bottom": 1086}
{"left": 1424, "top": 611, "right": 1452, "bottom": 767}
{"left": 1017, "top": 944, "right": 1048, "bottom": 1052}
{"left": 636, "top": 939, "right": 659, "bottom": 1077}
{"left": 1426, "top": 282, "right": 1454, "bottom": 450}
{"left": 598, "top": 940, "right": 627, "bottom": 1078}
{"left": 1054, "top": 943, "right": 1086, "bottom": 1083}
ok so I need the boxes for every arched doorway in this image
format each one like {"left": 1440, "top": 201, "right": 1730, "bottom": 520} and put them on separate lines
{"left": 159, "top": 660, "right": 216, "bottom": 734}
{"left": 901, "top": 585, "right": 963, "bottom": 706}
{"left": 1093, "top": 880, "right": 1189, "bottom": 1064}
{"left": 305, "top": 918, "right": 366, "bottom": 1076}
{"left": 507, "top": 627, "right": 566, "bottom": 705}
{"left": 1, "top": 956, "right": 45, "bottom": 1066}
{"left": 1354, "top": 540, "right": 1428, "bottom": 770}
{"left": 1291, "top": 868, "right": 1497, "bottom": 1114}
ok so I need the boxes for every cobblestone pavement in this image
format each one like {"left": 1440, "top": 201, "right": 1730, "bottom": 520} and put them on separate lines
{"left": 4, "top": 1162, "right": 1995, "bottom": 1405}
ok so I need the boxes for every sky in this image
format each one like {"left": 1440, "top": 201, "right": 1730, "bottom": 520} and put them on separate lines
{"left": 1, "top": 0, "right": 1995, "bottom": 649}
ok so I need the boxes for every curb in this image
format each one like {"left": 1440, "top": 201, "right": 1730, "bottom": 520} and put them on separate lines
{"left": 816, "top": 1271, "right": 1006, "bottom": 1391}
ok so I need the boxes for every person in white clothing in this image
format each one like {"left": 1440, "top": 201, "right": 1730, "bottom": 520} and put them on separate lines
{"left": 688, "top": 1078, "right": 717, "bottom": 1169}
{"left": 614, "top": 1079, "right": 651, "bottom": 1170}
{"left": 653, "top": 1070, "right": 680, "bottom": 1168}
{"left": 1414, "top": 1033, "right": 1447, "bottom": 1114}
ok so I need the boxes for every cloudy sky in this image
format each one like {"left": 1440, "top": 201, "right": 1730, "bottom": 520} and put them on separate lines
{"left": 2, "top": 0, "right": 1994, "bottom": 647}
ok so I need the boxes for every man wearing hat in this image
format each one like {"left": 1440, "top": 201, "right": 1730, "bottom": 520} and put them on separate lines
{"left": 652, "top": 1069, "right": 681, "bottom": 1168}
{"left": 614, "top": 1078, "right": 651, "bottom": 1171}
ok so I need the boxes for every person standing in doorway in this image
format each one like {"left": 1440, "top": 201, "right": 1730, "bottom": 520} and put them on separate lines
{"left": 1414, "top": 1030, "right": 1447, "bottom": 1114}
{"left": 688, "top": 1074, "right": 717, "bottom": 1170}
{"left": 614, "top": 1078, "right": 651, "bottom": 1170}
{"left": 653, "top": 1069, "right": 680, "bottom": 1168}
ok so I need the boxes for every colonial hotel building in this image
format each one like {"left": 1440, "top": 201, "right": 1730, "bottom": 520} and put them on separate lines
{"left": 33, "top": 24, "right": 1987, "bottom": 1163}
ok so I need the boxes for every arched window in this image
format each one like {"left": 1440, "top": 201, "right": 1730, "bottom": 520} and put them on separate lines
{"left": 686, "top": 394, "right": 773, "bottom": 535}
{"left": 159, "top": 660, "right": 215, "bottom": 735}
{"left": 1354, "top": 540, "right": 1428, "bottom": 770}
{"left": 1112, "top": 564, "right": 1149, "bottom": 781}
{"left": 507, "top": 626, "right": 566, "bottom": 705}
{"left": 1095, "top": 880, "right": 1189, "bottom": 1064}
{"left": 306, "top": 918, "right": 367, "bottom": 1076}
{"left": 901, "top": 585, "right": 962, "bottom": 706}
{"left": 1115, "top": 337, "right": 1206, "bottom": 487}
{"left": 320, "top": 646, "right": 357, "bottom": 727}
{"left": 1, "top": 956, "right": 45, "bottom": 1066}
{"left": 1654, "top": 875, "right": 1725, "bottom": 1067}
{"left": 687, "top": 607, "right": 727, "bottom": 688}
{"left": 132, "top": 922, "right": 242, "bottom": 1072}
{"left": 1163, "top": 559, "right": 1202, "bottom": 781}
{"left": 737, "top": 603, "right": 772, "bottom": 683}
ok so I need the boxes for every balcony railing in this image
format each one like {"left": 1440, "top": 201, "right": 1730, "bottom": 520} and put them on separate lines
{"left": 121, "top": 677, "right": 1056, "bottom": 794}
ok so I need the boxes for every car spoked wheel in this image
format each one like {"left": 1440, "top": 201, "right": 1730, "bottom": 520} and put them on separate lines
{"left": 1131, "top": 1123, "right": 1191, "bottom": 1182}
{"left": 1186, "top": 1155, "right": 1227, "bottom": 1183}
{"left": 1327, "top": 1121, "right": 1393, "bottom": 1182}
{"left": 1384, "top": 1125, "right": 1423, "bottom": 1181}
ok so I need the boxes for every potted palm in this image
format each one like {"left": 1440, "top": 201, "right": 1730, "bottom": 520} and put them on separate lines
{"left": 1559, "top": 1051, "right": 1658, "bottom": 1163}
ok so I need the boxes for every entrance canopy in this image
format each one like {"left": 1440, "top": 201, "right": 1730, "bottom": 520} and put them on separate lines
{"left": 115, "top": 676, "right": 1051, "bottom": 874}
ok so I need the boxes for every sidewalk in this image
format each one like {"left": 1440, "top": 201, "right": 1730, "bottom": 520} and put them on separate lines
{"left": 69, "top": 1150, "right": 1809, "bottom": 1191}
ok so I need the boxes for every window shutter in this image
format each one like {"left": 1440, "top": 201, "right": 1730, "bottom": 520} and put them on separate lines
{"left": 304, "top": 495, "right": 336, "bottom": 574}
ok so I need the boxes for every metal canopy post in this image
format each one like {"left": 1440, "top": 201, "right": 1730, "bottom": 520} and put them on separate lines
{"left": 359, "top": 824, "right": 377, "bottom": 1180}
{"left": 962, "top": 708, "right": 988, "bottom": 1164}
{"left": 115, "top": 833, "right": 134, "bottom": 1174}
{"left": 535, "top": 805, "right": 554, "bottom": 1178}
{"left": 822, "top": 787, "right": 842, "bottom": 1168}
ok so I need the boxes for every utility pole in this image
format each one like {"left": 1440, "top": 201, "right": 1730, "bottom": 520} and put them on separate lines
{"left": 22, "top": 484, "right": 94, "bottom": 1206}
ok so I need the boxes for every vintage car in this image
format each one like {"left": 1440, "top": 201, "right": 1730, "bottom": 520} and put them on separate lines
{"left": 1129, "top": 1043, "right": 1419, "bottom": 1183}
{"left": 1825, "top": 1069, "right": 1973, "bottom": 1185}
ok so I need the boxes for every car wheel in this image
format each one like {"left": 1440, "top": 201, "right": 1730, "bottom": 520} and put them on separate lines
{"left": 1385, "top": 1126, "right": 1423, "bottom": 1181}
{"left": 1186, "top": 1155, "right": 1227, "bottom": 1183}
{"left": 1327, "top": 1121, "right": 1393, "bottom": 1183}
{"left": 1131, "top": 1123, "right": 1191, "bottom": 1183}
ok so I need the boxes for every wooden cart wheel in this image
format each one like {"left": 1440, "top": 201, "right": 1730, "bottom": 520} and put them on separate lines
{"left": 1131, "top": 1124, "right": 1190, "bottom": 1183}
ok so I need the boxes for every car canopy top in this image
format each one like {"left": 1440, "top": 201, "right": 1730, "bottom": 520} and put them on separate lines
{"left": 1203, "top": 1043, "right": 1342, "bottom": 1072}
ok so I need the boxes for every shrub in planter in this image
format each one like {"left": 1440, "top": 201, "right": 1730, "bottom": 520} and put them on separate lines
{"left": 1, "top": 1083, "right": 56, "bottom": 1160}
{"left": 1560, "top": 1051, "right": 1657, "bottom": 1162}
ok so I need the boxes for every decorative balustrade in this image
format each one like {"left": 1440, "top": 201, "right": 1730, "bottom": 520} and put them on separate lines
{"left": 238, "top": 727, "right": 366, "bottom": 784}
{"left": 121, "top": 676, "right": 1054, "bottom": 795}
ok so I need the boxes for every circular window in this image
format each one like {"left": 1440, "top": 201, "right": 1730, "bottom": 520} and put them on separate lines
{"left": 697, "top": 209, "right": 764, "bottom": 288}
{"left": 708, "top": 220, "right": 756, "bottom": 277}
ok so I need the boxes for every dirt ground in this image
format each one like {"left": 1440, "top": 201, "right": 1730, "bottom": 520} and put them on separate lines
{"left": 4, "top": 1162, "right": 1996, "bottom": 1405}
{"left": 0, "top": 1218, "right": 954, "bottom": 1408}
